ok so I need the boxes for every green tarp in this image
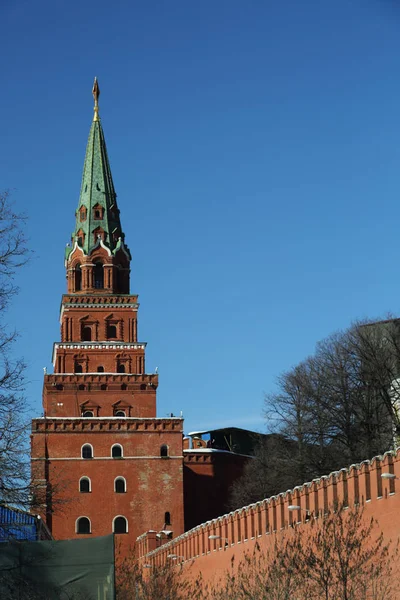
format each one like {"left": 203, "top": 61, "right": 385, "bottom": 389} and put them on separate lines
{"left": 0, "top": 534, "right": 115, "bottom": 599}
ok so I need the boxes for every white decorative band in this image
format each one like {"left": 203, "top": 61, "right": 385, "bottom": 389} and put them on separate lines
{"left": 55, "top": 343, "right": 146, "bottom": 350}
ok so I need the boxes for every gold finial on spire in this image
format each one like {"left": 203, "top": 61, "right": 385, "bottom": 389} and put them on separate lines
{"left": 92, "top": 77, "right": 100, "bottom": 121}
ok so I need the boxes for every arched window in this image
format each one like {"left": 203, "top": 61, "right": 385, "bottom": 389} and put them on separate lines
{"left": 75, "top": 264, "right": 82, "bottom": 291}
{"left": 82, "top": 410, "right": 94, "bottom": 417}
{"left": 113, "top": 516, "right": 128, "bottom": 534}
{"left": 94, "top": 262, "right": 104, "bottom": 289}
{"left": 117, "top": 364, "right": 125, "bottom": 374}
{"left": 79, "top": 477, "right": 91, "bottom": 493}
{"left": 107, "top": 324, "right": 117, "bottom": 339}
{"left": 79, "top": 206, "right": 87, "bottom": 222}
{"left": 76, "top": 517, "right": 91, "bottom": 534}
{"left": 111, "top": 444, "right": 123, "bottom": 458}
{"left": 76, "top": 229, "right": 85, "bottom": 247}
{"left": 115, "top": 477, "right": 126, "bottom": 493}
{"left": 97, "top": 366, "right": 104, "bottom": 373}
{"left": 93, "top": 204, "right": 104, "bottom": 220}
{"left": 82, "top": 444, "right": 93, "bottom": 459}
{"left": 82, "top": 326, "right": 92, "bottom": 342}
{"left": 101, "top": 384, "right": 107, "bottom": 390}
{"left": 140, "top": 384, "right": 146, "bottom": 390}
{"left": 75, "top": 363, "right": 83, "bottom": 373}
{"left": 165, "top": 511, "right": 171, "bottom": 526}
{"left": 115, "top": 410, "right": 125, "bottom": 417}
{"left": 121, "top": 384, "right": 127, "bottom": 391}
{"left": 160, "top": 445, "right": 169, "bottom": 458}
{"left": 78, "top": 384, "right": 85, "bottom": 390}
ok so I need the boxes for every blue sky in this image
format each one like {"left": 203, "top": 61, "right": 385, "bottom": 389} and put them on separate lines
{"left": 1, "top": 0, "right": 400, "bottom": 434}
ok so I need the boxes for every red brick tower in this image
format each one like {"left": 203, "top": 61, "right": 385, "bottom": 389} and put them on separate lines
{"left": 31, "top": 80, "right": 184, "bottom": 554}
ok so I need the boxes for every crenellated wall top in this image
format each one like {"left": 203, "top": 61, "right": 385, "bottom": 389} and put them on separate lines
{"left": 44, "top": 373, "right": 158, "bottom": 383}
{"left": 32, "top": 417, "right": 183, "bottom": 433}
{"left": 62, "top": 294, "right": 138, "bottom": 306}
{"left": 142, "top": 447, "right": 400, "bottom": 559}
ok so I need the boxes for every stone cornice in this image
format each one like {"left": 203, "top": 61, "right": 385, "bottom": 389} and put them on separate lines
{"left": 32, "top": 417, "right": 183, "bottom": 434}
{"left": 52, "top": 342, "right": 147, "bottom": 365}
{"left": 63, "top": 303, "right": 138, "bottom": 309}
{"left": 44, "top": 373, "right": 158, "bottom": 393}
{"left": 62, "top": 294, "right": 138, "bottom": 307}
{"left": 44, "top": 372, "right": 158, "bottom": 384}
{"left": 54, "top": 342, "right": 146, "bottom": 351}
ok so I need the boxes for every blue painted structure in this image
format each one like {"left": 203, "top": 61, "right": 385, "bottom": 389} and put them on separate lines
{"left": 0, "top": 505, "right": 52, "bottom": 541}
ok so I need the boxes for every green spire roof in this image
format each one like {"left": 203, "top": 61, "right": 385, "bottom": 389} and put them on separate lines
{"left": 66, "top": 79, "right": 131, "bottom": 260}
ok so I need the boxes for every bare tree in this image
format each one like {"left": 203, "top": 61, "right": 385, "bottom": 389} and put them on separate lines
{"left": 0, "top": 191, "right": 31, "bottom": 508}
{"left": 228, "top": 434, "right": 301, "bottom": 511}
{"left": 291, "top": 505, "right": 397, "bottom": 600}
{"left": 230, "top": 319, "right": 400, "bottom": 509}
{"left": 198, "top": 539, "right": 302, "bottom": 600}
{"left": 200, "top": 506, "right": 397, "bottom": 600}
{"left": 116, "top": 556, "right": 200, "bottom": 600}
{"left": 347, "top": 318, "right": 400, "bottom": 444}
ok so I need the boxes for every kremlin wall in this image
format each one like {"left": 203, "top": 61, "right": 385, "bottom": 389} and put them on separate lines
{"left": 137, "top": 448, "right": 400, "bottom": 586}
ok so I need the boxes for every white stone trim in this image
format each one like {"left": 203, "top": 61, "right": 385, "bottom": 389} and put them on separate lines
{"left": 114, "top": 410, "right": 126, "bottom": 417}
{"left": 160, "top": 444, "right": 169, "bottom": 458}
{"left": 81, "top": 443, "right": 94, "bottom": 459}
{"left": 54, "top": 343, "right": 146, "bottom": 350}
{"left": 112, "top": 515, "right": 128, "bottom": 533}
{"left": 89, "top": 238, "right": 112, "bottom": 257}
{"left": 114, "top": 476, "right": 127, "bottom": 493}
{"left": 116, "top": 239, "right": 131, "bottom": 260}
{"left": 62, "top": 304, "right": 138, "bottom": 309}
{"left": 66, "top": 241, "right": 86, "bottom": 266}
{"left": 76, "top": 516, "right": 91, "bottom": 534}
{"left": 52, "top": 341, "right": 146, "bottom": 366}
{"left": 79, "top": 476, "right": 91, "bottom": 492}
{"left": 111, "top": 443, "right": 123, "bottom": 458}
{"left": 35, "top": 417, "right": 179, "bottom": 421}
{"left": 82, "top": 410, "right": 95, "bottom": 417}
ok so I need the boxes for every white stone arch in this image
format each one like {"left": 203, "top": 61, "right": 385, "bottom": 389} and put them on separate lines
{"left": 160, "top": 444, "right": 169, "bottom": 458}
{"left": 82, "top": 409, "right": 94, "bottom": 417}
{"left": 76, "top": 516, "right": 91, "bottom": 534}
{"left": 111, "top": 443, "right": 123, "bottom": 458}
{"left": 114, "top": 476, "right": 127, "bottom": 493}
{"left": 112, "top": 515, "right": 128, "bottom": 533}
{"left": 79, "top": 476, "right": 91, "bottom": 492}
{"left": 81, "top": 443, "right": 94, "bottom": 459}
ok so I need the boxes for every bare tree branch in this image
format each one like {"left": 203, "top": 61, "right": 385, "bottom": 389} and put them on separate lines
{"left": 0, "top": 191, "right": 32, "bottom": 512}
{"left": 231, "top": 319, "right": 400, "bottom": 509}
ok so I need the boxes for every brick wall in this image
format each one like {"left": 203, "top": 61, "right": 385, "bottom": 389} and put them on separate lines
{"left": 183, "top": 450, "right": 249, "bottom": 530}
{"left": 141, "top": 449, "right": 400, "bottom": 585}
{"left": 43, "top": 374, "right": 157, "bottom": 418}
{"left": 31, "top": 417, "right": 185, "bottom": 552}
